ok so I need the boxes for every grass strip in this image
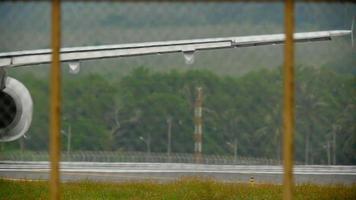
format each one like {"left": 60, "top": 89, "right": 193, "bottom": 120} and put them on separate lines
{"left": 1, "top": 177, "right": 355, "bottom": 200}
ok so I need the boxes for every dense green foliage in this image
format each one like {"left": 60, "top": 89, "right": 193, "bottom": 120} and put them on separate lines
{"left": 3, "top": 66, "right": 355, "bottom": 164}
{"left": 1, "top": 178, "right": 356, "bottom": 200}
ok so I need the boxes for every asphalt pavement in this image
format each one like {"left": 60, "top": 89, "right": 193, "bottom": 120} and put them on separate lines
{"left": 1, "top": 161, "right": 355, "bottom": 184}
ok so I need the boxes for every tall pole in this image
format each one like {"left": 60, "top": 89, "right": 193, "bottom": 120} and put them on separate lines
{"left": 167, "top": 117, "right": 172, "bottom": 156}
{"left": 67, "top": 125, "right": 71, "bottom": 155}
{"left": 194, "top": 87, "right": 203, "bottom": 163}
{"left": 234, "top": 138, "right": 237, "bottom": 163}
{"left": 327, "top": 140, "right": 331, "bottom": 165}
{"left": 332, "top": 125, "right": 337, "bottom": 165}
{"left": 283, "top": 0, "right": 295, "bottom": 200}
{"left": 49, "top": 0, "right": 61, "bottom": 200}
{"left": 147, "top": 134, "right": 151, "bottom": 154}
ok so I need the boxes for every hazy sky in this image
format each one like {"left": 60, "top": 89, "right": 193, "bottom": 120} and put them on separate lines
{"left": 1, "top": 2, "right": 355, "bottom": 76}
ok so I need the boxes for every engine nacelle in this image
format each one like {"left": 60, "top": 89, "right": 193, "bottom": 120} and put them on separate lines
{"left": 0, "top": 77, "right": 33, "bottom": 142}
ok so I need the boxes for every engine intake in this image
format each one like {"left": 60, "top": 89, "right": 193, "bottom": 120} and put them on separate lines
{"left": 0, "top": 77, "right": 33, "bottom": 142}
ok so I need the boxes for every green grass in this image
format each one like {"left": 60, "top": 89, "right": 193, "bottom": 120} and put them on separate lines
{"left": 1, "top": 178, "right": 355, "bottom": 200}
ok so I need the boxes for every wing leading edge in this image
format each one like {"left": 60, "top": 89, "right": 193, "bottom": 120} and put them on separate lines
{"left": 0, "top": 30, "right": 351, "bottom": 68}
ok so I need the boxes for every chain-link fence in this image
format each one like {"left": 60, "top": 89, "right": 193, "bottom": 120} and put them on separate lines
{"left": 0, "top": 1, "right": 355, "bottom": 165}
{"left": 1, "top": 151, "right": 283, "bottom": 165}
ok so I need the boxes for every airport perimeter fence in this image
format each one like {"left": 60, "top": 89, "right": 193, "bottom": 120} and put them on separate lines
{"left": 0, "top": 1, "right": 355, "bottom": 165}
{"left": 1, "top": 1, "right": 355, "bottom": 200}
{"left": 0, "top": 1, "right": 356, "bottom": 173}
{"left": 1, "top": 151, "right": 282, "bottom": 165}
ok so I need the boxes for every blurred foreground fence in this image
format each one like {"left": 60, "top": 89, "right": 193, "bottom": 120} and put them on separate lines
{"left": 1, "top": 1, "right": 354, "bottom": 165}
{"left": 0, "top": 151, "right": 282, "bottom": 165}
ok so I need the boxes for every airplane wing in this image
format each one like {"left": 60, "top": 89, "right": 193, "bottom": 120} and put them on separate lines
{"left": 0, "top": 30, "right": 351, "bottom": 68}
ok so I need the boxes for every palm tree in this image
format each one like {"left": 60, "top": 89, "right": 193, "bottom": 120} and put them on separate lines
{"left": 296, "top": 78, "right": 328, "bottom": 165}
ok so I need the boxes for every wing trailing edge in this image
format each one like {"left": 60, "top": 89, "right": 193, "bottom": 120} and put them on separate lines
{"left": 0, "top": 30, "right": 351, "bottom": 68}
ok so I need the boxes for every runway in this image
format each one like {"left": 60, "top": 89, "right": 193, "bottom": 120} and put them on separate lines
{"left": 1, "top": 161, "right": 355, "bottom": 184}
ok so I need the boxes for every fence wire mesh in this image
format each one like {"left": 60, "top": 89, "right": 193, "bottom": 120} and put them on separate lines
{"left": 0, "top": 1, "right": 355, "bottom": 166}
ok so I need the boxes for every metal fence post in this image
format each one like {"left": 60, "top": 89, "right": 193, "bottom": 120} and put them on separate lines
{"left": 283, "top": 0, "right": 295, "bottom": 200}
{"left": 49, "top": 0, "right": 61, "bottom": 199}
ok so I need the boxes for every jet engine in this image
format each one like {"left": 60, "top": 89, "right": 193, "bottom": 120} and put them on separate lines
{"left": 0, "top": 77, "right": 33, "bottom": 142}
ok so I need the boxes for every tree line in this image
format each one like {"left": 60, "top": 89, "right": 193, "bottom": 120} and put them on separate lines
{"left": 3, "top": 65, "right": 355, "bottom": 164}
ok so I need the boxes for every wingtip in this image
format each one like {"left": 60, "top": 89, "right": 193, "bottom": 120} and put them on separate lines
{"left": 351, "top": 16, "right": 355, "bottom": 48}
{"left": 329, "top": 30, "right": 352, "bottom": 37}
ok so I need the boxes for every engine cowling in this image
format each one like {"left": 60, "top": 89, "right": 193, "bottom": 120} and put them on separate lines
{"left": 0, "top": 77, "right": 33, "bottom": 142}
